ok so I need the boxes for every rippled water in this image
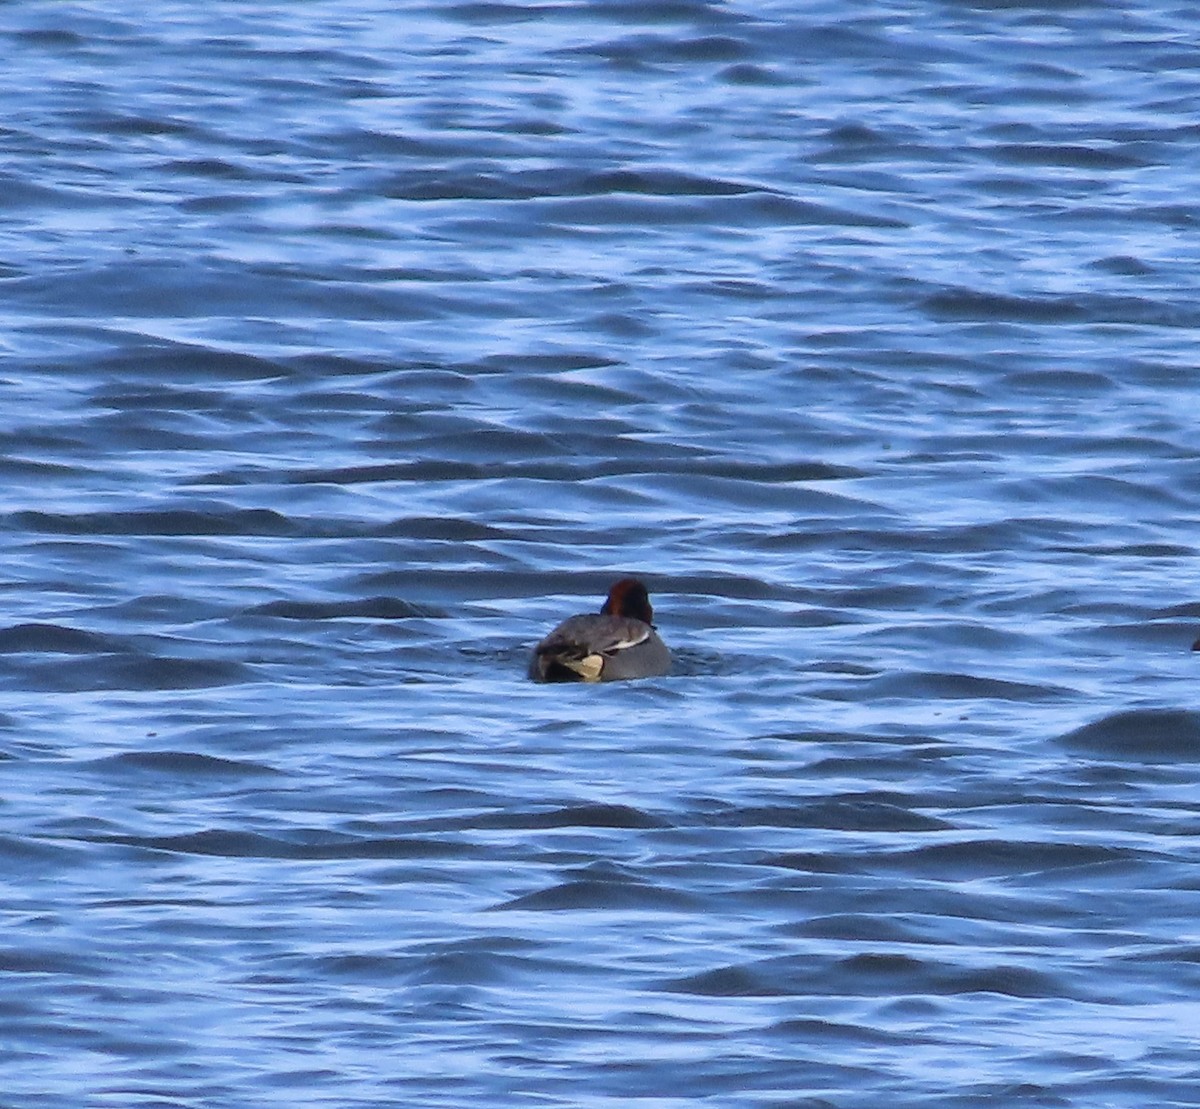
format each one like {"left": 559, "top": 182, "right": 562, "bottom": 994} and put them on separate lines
{"left": 4, "top": 2, "right": 1200, "bottom": 1105}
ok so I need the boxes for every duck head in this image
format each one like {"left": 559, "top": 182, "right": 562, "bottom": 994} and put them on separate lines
{"left": 600, "top": 577, "right": 654, "bottom": 624}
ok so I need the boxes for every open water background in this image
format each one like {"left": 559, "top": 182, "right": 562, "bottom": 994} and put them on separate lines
{"left": 4, "top": 2, "right": 1200, "bottom": 1106}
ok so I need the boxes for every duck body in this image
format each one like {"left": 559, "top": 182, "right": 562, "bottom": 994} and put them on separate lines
{"left": 528, "top": 578, "right": 671, "bottom": 683}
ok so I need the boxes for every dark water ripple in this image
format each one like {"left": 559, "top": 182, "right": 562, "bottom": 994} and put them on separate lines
{"left": 4, "top": 1, "right": 1200, "bottom": 1106}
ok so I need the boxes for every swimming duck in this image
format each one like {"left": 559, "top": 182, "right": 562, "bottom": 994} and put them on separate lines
{"left": 528, "top": 578, "right": 671, "bottom": 683}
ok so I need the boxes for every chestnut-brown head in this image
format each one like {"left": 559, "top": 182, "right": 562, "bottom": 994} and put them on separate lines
{"left": 600, "top": 578, "right": 654, "bottom": 624}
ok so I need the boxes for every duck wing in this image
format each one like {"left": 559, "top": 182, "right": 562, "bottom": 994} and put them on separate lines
{"left": 528, "top": 614, "right": 653, "bottom": 682}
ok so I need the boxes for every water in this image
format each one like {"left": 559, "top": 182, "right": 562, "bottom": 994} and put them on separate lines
{"left": 3, "top": 2, "right": 1200, "bottom": 1105}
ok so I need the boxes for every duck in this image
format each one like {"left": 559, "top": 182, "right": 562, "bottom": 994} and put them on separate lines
{"left": 528, "top": 578, "right": 671, "bottom": 683}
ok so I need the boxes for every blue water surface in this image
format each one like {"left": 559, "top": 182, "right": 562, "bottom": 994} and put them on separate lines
{"left": 3, "top": 2, "right": 1200, "bottom": 1106}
